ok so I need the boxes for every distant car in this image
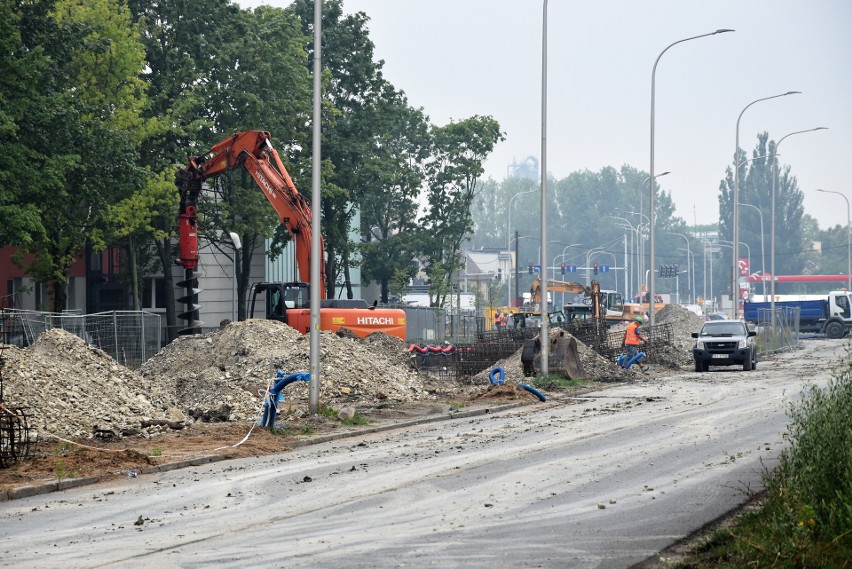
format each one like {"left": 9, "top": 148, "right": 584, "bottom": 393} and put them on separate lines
{"left": 692, "top": 320, "right": 757, "bottom": 372}
{"left": 706, "top": 312, "right": 728, "bottom": 321}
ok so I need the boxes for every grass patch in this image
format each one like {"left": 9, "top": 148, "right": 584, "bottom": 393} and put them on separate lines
{"left": 318, "top": 406, "right": 338, "bottom": 419}
{"left": 149, "top": 447, "right": 163, "bottom": 457}
{"left": 671, "top": 345, "right": 852, "bottom": 568}
{"left": 449, "top": 401, "right": 466, "bottom": 411}
{"left": 530, "top": 374, "right": 588, "bottom": 390}
{"left": 341, "top": 414, "right": 370, "bottom": 426}
{"left": 53, "top": 460, "right": 76, "bottom": 481}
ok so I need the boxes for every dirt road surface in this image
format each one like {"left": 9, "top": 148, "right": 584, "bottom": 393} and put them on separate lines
{"left": 1, "top": 338, "right": 845, "bottom": 568}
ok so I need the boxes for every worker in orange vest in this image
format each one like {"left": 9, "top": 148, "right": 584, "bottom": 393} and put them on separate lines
{"left": 622, "top": 315, "right": 648, "bottom": 372}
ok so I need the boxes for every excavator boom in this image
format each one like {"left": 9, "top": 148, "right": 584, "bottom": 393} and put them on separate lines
{"left": 175, "top": 130, "right": 325, "bottom": 294}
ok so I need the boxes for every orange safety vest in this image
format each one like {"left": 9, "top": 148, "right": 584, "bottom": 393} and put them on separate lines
{"left": 624, "top": 322, "right": 641, "bottom": 346}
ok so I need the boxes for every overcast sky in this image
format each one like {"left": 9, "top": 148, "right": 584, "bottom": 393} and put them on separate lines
{"left": 238, "top": 0, "right": 851, "bottom": 230}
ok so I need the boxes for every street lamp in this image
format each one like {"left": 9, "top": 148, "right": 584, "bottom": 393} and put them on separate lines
{"left": 609, "top": 215, "right": 639, "bottom": 295}
{"left": 667, "top": 232, "right": 692, "bottom": 304}
{"left": 228, "top": 232, "right": 242, "bottom": 322}
{"left": 507, "top": 189, "right": 538, "bottom": 307}
{"left": 815, "top": 189, "right": 851, "bottom": 291}
{"left": 649, "top": 29, "right": 733, "bottom": 326}
{"left": 738, "top": 202, "right": 766, "bottom": 298}
{"left": 540, "top": 0, "right": 550, "bottom": 375}
{"left": 732, "top": 154, "right": 772, "bottom": 300}
{"left": 732, "top": 91, "right": 801, "bottom": 320}
{"left": 640, "top": 171, "right": 669, "bottom": 288}
{"left": 770, "top": 128, "right": 828, "bottom": 325}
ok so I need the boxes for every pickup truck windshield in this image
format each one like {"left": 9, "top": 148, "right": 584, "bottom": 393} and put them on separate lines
{"left": 700, "top": 323, "right": 746, "bottom": 337}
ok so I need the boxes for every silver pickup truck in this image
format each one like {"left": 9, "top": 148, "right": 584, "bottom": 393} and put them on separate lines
{"left": 691, "top": 320, "right": 758, "bottom": 372}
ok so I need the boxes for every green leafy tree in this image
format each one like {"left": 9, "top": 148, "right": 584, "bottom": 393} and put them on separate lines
{"left": 421, "top": 115, "right": 504, "bottom": 307}
{"left": 358, "top": 89, "right": 430, "bottom": 303}
{"left": 12, "top": 0, "right": 147, "bottom": 311}
{"left": 290, "top": 0, "right": 394, "bottom": 300}
{"left": 198, "top": 4, "right": 312, "bottom": 319}
{"left": 719, "top": 132, "right": 805, "bottom": 293}
{"left": 129, "top": 0, "right": 244, "bottom": 336}
{"left": 0, "top": 0, "right": 52, "bottom": 250}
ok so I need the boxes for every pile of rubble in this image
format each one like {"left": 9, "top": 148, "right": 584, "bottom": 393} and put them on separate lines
{"left": 0, "top": 330, "right": 169, "bottom": 440}
{"left": 653, "top": 304, "right": 707, "bottom": 368}
{"left": 0, "top": 320, "right": 482, "bottom": 441}
{"left": 137, "top": 319, "right": 478, "bottom": 423}
{"left": 0, "top": 306, "right": 706, "bottom": 442}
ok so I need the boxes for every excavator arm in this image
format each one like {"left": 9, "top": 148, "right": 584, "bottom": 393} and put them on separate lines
{"left": 175, "top": 130, "right": 326, "bottom": 295}
{"left": 530, "top": 278, "right": 604, "bottom": 320}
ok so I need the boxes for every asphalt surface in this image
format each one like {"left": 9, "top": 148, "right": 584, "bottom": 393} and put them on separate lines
{"left": 0, "top": 338, "right": 844, "bottom": 568}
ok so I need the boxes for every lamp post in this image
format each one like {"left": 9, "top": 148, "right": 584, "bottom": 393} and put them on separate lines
{"left": 540, "top": 0, "right": 549, "bottom": 375}
{"left": 816, "top": 189, "right": 851, "bottom": 291}
{"left": 640, "top": 172, "right": 669, "bottom": 290}
{"left": 732, "top": 91, "right": 801, "bottom": 320}
{"left": 228, "top": 232, "right": 242, "bottom": 322}
{"left": 667, "top": 232, "right": 692, "bottom": 304}
{"left": 609, "top": 216, "right": 637, "bottom": 294}
{"left": 700, "top": 237, "right": 715, "bottom": 310}
{"left": 649, "top": 29, "right": 732, "bottom": 326}
{"left": 507, "top": 189, "right": 538, "bottom": 307}
{"left": 770, "top": 128, "right": 828, "bottom": 326}
{"left": 631, "top": 210, "right": 650, "bottom": 292}
{"left": 731, "top": 154, "right": 771, "bottom": 300}
{"left": 738, "top": 202, "right": 765, "bottom": 298}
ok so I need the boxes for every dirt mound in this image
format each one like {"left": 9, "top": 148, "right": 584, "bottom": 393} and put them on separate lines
{"left": 138, "top": 320, "right": 477, "bottom": 422}
{"left": 0, "top": 329, "right": 169, "bottom": 440}
{"left": 654, "top": 304, "right": 706, "bottom": 368}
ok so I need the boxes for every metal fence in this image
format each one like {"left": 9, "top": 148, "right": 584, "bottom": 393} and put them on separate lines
{"left": 0, "top": 309, "right": 162, "bottom": 369}
{"left": 413, "top": 320, "right": 674, "bottom": 382}
{"left": 388, "top": 305, "right": 484, "bottom": 345}
{"left": 750, "top": 305, "right": 800, "bottom": 355}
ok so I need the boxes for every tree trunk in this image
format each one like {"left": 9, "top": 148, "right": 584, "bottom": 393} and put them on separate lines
{"left": 128, "top": 235, "right": 140, "bottom": 311}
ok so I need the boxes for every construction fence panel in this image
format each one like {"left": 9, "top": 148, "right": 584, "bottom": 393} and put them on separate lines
{"left": 0, "top": 309, "right": 162, "bottom": 369}
{"left": 752, "top": 306, "right": 800, "bottom": 355}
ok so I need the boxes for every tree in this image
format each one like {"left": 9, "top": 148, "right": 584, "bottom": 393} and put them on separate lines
{"left": 421, "top": 115, "right": 504, "bottom": 307}
{"left": 12, "top": 0, "right": 148, "bottom": 311}
{"left": 129, "top": 0, "right": 244, "bottom": 336}
{"left": 198, "top": 4, "right": 312, "bottom": 319}
{"left": 719, "top": 132, "right": 805, "bottom": 290}
{"left": 289, "top": 0, "right": 393, "bottom": 299}
{"left": 0, "top": 0, "right": 53, "bottom": 251}
{"left": 358, "top": 88, "right": 430, "bottom": 303}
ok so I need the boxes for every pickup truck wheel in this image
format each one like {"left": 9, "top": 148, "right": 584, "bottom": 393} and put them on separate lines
{"left": 694, "top": 360, "right": 703, "bottom": 372}
{"left": 743, "top": 354, "right": 753, "bottom": 372}
{"left": 825, "top": 321, "right": 844, "bottom": 339}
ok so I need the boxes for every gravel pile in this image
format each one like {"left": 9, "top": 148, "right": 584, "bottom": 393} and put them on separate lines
{"left": 0, "top": 330, "right": 170, "bottom": 440}
{"left": 137, "top": 319, "right": 478, "bottom": 421}
{"left": 0, "top": 320, "right": 481, "bottom": 441}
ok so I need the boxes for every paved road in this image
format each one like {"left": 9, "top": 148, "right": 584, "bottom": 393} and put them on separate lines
{"left": 1, "top": 339, "right": 843, "bottom": 568}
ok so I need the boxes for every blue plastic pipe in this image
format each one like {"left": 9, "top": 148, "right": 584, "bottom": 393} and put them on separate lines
{"left": 259, "top": 371, "right": 311, "bottom": 429}
{"left": 489, "top": 367, "right": 506, "bottom": 385}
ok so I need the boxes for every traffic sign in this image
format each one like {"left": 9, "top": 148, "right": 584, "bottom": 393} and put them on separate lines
{"left": 601, "top": 265, "right": 610, "bottom": 273}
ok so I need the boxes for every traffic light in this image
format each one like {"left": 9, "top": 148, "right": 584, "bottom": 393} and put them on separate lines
{"left": 659, "top": 265, "right": 667, "bottom": 278}
{"left": 593, "top": 263, "right": 598, "bottom": 275}
{"left": 561, "top": 262, "right": 566, "bottom": 275}
{"left": 495, "top": 268, "right": 502, "bottom": 282}
{"left": 528, "top": 263, "right": 533, "bottom": 275}
{"left": 674, "top": 264, "right": 679, "bottom": 277}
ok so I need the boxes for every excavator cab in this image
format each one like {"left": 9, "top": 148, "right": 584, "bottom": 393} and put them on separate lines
{"left": 249, "top": 282, "right": 311, "bottom": 324}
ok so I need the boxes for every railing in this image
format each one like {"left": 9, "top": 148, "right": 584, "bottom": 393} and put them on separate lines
{"left": 750, "top": 306, "right": 800, "bottom": 355}
{"left": 0, "top": 309, "right": 162, "bottom": 369}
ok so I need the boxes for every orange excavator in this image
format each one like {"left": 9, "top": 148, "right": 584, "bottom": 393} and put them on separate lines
{"left": 528, "top": 278, "right": 605, "bottom": 319}
{"left": 175, "top": 130, "right": 406, "bottom": 340}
